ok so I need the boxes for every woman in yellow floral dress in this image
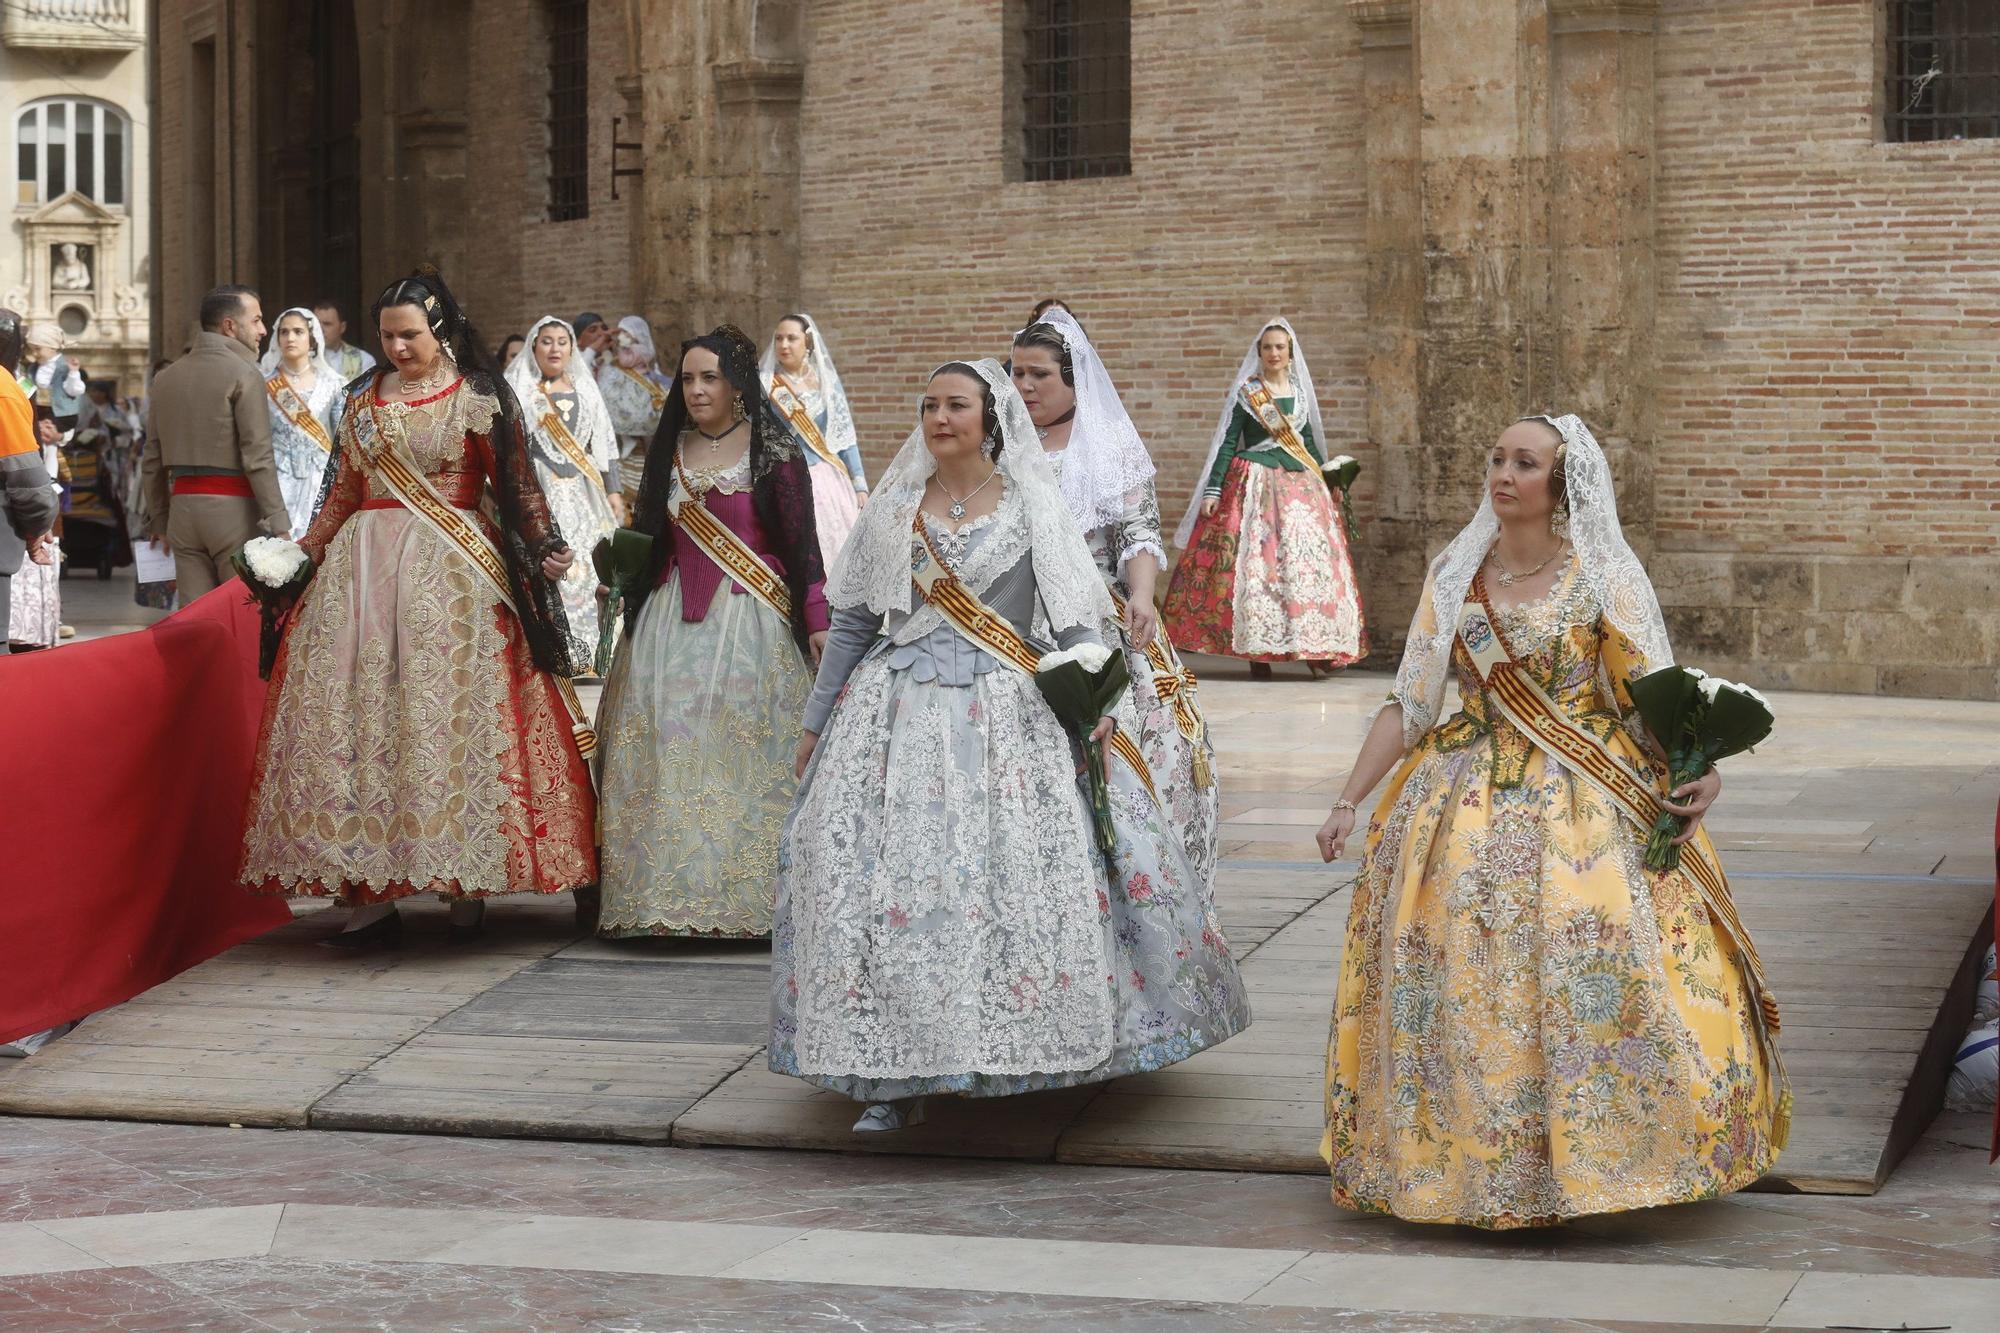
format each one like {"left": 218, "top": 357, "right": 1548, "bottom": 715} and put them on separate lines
{"left": 1313, "top": 413, "right": 1787, "bottom": 1229}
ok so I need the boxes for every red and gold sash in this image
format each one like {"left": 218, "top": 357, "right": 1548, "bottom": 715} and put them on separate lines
{"left": 1111, "top": 589, "right": 1212, "bottom": 789}
{"left": 667, "top": 458, "right": 792, "bottom": 622}
{"left": 767, "top": 372, "right": 846, "bottom": 472}
{"left": 535, "top": 392, "right": 603, "bottom": 487}
{"left": 910, "top": 514, "right": 1156, "bottom": 800}
{"left": 1240, "top": 378, "right": 1319, "bottom": 473}
{"left": 1454, "top": 581, "right": 1789, "bottom": 1144}
{"left": 354, "top": 397, "right": 598, "bottom": 773}
{"left": 266, "top": 375, "right": 333, "bottom": 453}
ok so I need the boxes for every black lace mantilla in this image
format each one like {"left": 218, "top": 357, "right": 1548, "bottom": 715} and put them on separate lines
{"left": 629, "top": 325, "right": 823, "bottom": 654}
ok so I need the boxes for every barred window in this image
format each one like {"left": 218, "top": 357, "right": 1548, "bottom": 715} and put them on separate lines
{"left": 1887, "top": 0, "right": 2000, "bottom": 142}
{"left": 547, "top": 0, "right": 590, "bottom": 221}
{"left": 1020, "top": 0, "right": 1131, "bottom": 182}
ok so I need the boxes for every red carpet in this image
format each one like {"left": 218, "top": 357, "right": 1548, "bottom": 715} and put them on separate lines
{"left": 0, "top": 581, "right": 291, "bottom": 1045}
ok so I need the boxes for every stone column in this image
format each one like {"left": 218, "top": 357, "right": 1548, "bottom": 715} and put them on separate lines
{"left": 1346, "top": 0, "right": 1425, "bottom": 632}
{"left": 1412, "top": 0, "right": 1553, "bottom": 519}
{"left": 638, "top": 0, "right": 804, "bottom": 343}
{"left": 1546, "top": 0, "right": 1658, "bottom": 550}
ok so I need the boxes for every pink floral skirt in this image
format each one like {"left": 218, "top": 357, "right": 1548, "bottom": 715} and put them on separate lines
{"left": 1163, "top": 458, "right": 1365, "bottom": 662}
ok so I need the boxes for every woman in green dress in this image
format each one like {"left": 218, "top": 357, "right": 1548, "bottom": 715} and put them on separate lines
{"left": 1161, "top": 318, "right": 1365, "bottom": 679}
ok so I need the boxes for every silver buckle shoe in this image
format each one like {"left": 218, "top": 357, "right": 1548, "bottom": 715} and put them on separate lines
{"left": 851, "top": 1098, "right": 927, "bottom": 1133}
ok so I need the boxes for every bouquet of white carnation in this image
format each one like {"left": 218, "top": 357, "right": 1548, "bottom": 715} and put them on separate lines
{"left": 1626, "top": 665, "right": 1775, "bottom": 871}
{"left": 230, "top": 536, "right": 316, "bottom": 679}
{"left": 1034, "top": 641, "right": 1129, "bottom": 856}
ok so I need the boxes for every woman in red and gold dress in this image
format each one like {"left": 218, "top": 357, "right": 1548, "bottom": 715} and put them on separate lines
{"left": 238, "top": 268, "right": 598, "bottom": 948}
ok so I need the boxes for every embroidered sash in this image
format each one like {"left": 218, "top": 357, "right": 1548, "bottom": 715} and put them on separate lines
{"left": 354, "top": 398, "right": 599, "bottom": 773}
{"left": 266, "top": 375, "right": 332, "bottom": 453}
{"left": 1240, "top": 378, "right": 1319, "bottom": 474}
{"left": 667, "top": 459, "right": 793, "bottom": 622}
{"left": 614, "top": 364, "right": 668, "bottom": 413}
{"left": 1110, "top": 589, "right": 1213, "bottom": 789}
{"left": 534, "top": 390, "right": 603, "bottom": 487}
{"left": 767, "top": 373, "right": 846, "bottom": 472}
{"left": 909, "top": 514, "right": 1157, "bottom": 800}
{"left": 1453, "top": 585, "right": 1790, "bottom": 1142}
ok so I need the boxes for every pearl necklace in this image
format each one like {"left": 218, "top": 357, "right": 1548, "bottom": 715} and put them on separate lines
{"left": 398, "top": 356, "right": 453, "bottom": 396}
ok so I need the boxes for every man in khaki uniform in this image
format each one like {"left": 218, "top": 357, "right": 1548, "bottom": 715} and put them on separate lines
{"left": 141, "top": 285, "right": 288, "bottom": 599}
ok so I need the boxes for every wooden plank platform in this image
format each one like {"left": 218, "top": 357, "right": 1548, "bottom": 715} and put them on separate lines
{"left": 2, "top": 674, "right": 1991, "bottom": 1198}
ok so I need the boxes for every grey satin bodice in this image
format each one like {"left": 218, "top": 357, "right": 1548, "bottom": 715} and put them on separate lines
{"left": 803, "top": 514, "right": 1102, "bottom": 734}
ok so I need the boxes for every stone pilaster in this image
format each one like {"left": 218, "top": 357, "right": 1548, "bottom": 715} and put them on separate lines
{"left": 1546, "top": 0, "right": 1658, "bottom": 549}
{"left": 1346, "top": 0, "right": 1426, "bottom": 629}
{"left": 638, "top": 0, "right": 803, "bottom": 345}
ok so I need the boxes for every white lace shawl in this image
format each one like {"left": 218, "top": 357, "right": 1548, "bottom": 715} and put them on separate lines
{"left": 1172, "top": 316, "right": 1328, "bottom": 548}
{"left": 758, "top": 312, "right": 860, "bottom": 464}
{"left": 505, "top": 315, "right": 619, "bottom": 472}
{"left": 1389, "top": 412, "right": 1674, "bottom": 747}
{"left": 823, "top": 358, "right": 1112, "bottom": 639}
{"left": 1022, "top": 308, "right": 1157, "bottom": 534}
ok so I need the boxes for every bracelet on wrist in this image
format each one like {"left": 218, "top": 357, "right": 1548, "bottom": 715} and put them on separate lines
{"left": 1330, "top": 797, "right": 1357, "bottom": 815}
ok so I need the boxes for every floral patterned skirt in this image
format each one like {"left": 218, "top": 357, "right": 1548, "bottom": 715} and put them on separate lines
{"left": 7, "top": 546, "right": 59, "bottom": 646}
{"left": 594, "top": 573, "right": 813, "bottom": 938}
{"left": 806, "top": 461, "right": 860, "bottom": 572}
{"left": 1162, "top": 458, "right": 1366, "bottom": 663}
{"left": 240, "top": 509, "right": 598, "bottom": 905}
{"left": 540, "top": 466, "right": 620, "bottom": 670}
{"left": 1322, "top": 729, "right": 1783, "bottom": 1229}
{"left": 769, "top": 650, "right": 1251, "bottom": 1101}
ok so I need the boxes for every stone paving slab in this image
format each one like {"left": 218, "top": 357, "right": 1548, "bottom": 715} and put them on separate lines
{"left": 1, "top": 670, "right": 1992, "bottom": 1196}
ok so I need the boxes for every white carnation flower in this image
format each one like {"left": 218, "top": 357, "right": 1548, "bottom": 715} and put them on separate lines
{"left": 1696, "top": 675, "right": 1724, "bottom": 702}
{"left": 1037, "top": 642, "right": 1114, "bottom": 676}
{"left": 1721, "top": 680, "right": 1774, "bottom": 713}
{"left": 1329, "top": 455, "right": 1356, "bottom": 469}
{"left": 242, "top": 536, "right": 309, "bottom": 587}
{"left": 1683, "top": 667, "right": 1708, "bottom": 680}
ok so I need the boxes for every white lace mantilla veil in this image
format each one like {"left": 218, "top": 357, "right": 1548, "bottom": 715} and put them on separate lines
{"left": 1022, "top": 308, "right": 1157, "bottom": 534}
{"left": 1171, "top": 315, "right": 1328, "bottom": 549}
{"left": 614, "top": 315, "right": 659, "bottom": 369}
{"left": 822, "top": 358, "right": 1113, "bottom": 637}
{"left": 758, "top": 312, "right": 860, "bottom": 462}
{"left": 505, "top": 315, "right": 618, "bottom": 469}
{"left": 1389, "top": 412, "right": 1675, "bottom": 747}
{"left": 259, "top": 305, "right": 338, "bottom": 382}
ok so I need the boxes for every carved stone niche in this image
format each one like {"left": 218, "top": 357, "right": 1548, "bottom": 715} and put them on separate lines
{"left": 7, "top": 190, "right": 138, "bottom": 321}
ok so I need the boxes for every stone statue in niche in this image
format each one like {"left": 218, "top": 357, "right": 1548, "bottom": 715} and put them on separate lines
{"left": 51, "top": 243, "right": 92, "bottom": 293}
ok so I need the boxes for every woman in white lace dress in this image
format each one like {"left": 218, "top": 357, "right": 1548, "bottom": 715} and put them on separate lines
{"left": 506, "top": 317, "right": 624, "bottom": 666}
{"left": 258, "top": 307, "right": 342, "bottom": 536}
{"left": 1012, "top": 309, "right": 1221, "bottom": 891}
{"left": 770, "top": 360, "right": 1249, "bottom": 1132}
{"left": 759, "top": 313, "right": 868, "bottom": 568}
{"left": 597, "top": 316, "right": 670, "bottom": 508}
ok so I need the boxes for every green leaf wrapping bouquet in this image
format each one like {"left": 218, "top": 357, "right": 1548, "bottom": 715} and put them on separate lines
{"left": 1322, "top": 454, "right": 1361, "bottom": 542}
{"left": 1033, "top": 642, "right": 1131, "bottom": 858}
{"left": 1626, "top": 666, "right": 1775, "bottom": 871}
{"left": 590, "top": 527, "right": 655, "bottom": 676}
{"left": 230, "top": 536, "right": 315, "bottom": 680}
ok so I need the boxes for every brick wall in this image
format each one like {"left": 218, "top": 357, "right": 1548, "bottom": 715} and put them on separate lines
{"left": 1653, "top": 0, "right": 2000, "bottom": 697}
{"left": 793, "top": 0, "right": 1370, "bottom": 557}
{"left": 456, "top": 0, "right": 639, "bottom": 348}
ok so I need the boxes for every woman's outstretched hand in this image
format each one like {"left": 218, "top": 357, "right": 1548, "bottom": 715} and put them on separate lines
{"left": 1663, "top": 767, "right": 1722, "bottom": 845}
{"left": 794, "top": 730, "right": 820, "bottom": 779}
{"left": 542, "top": 546, "right": 575, "bottom": 580}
